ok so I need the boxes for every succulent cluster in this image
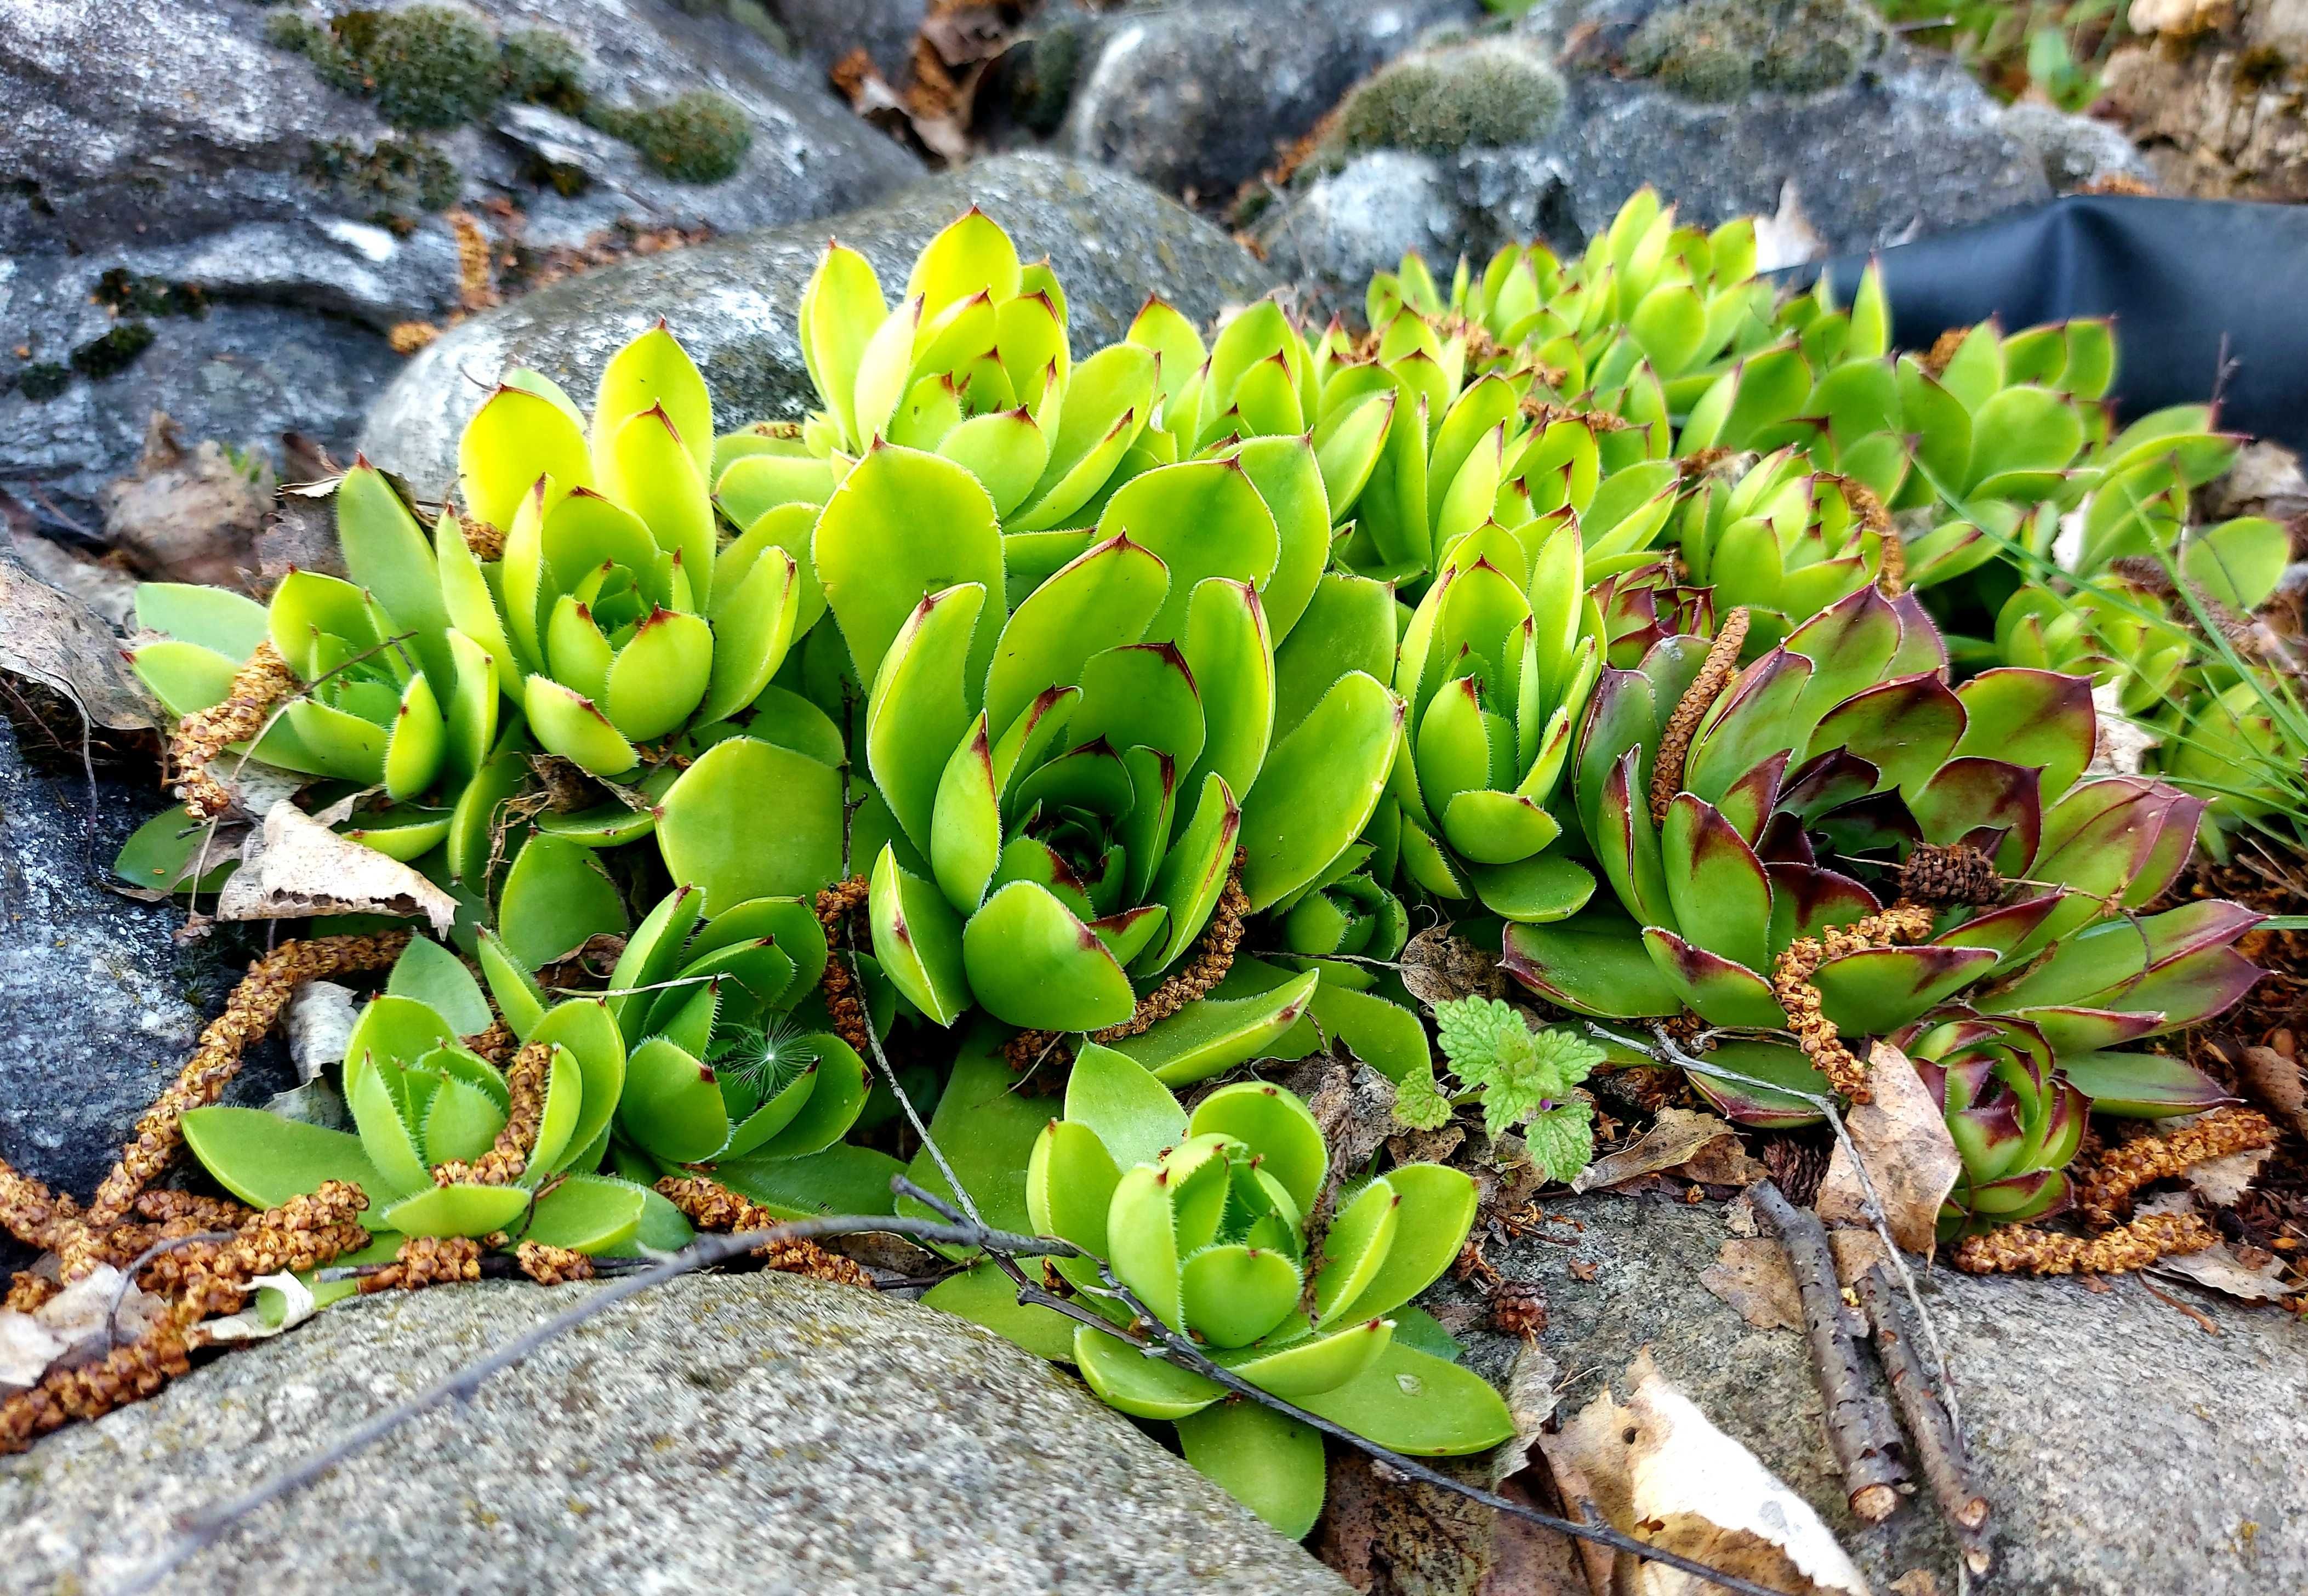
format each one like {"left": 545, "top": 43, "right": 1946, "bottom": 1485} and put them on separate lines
{"left": 122, "top": 195, "right": 2275, "bottom": 1523}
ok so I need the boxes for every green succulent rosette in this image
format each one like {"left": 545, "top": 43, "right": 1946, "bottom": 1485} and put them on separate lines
{"left": 934, "top": 1043, "right": 1511, "bottom": 1537}
{"left": 180, "top": 935, "right": 679, "bottom": 1269}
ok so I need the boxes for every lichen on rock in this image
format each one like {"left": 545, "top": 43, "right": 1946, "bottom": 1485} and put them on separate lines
{"left": 1333, "top": 37, "right": 1570, "bottom": 156}
{"left": 1624, "top": 0, "right": 1888, "bottom": 102}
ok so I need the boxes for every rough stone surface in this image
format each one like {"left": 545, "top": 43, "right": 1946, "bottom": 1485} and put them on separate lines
{"left": 0, "top": 712, "right": 264, "bottom": 1211}
{"left": 1, "top": 0, "right": 917, "bottom": 524}
{"left": 1428, "top": 1193, "right": 2308, "bottom": 1596}
{"left": 361, "top": 151, "right": 1279, "bottom": 498}
{"left": 1256, "top": 53, "right": 2056, "bottom": 293}
{"left": 0, "top": 1269, "right": 1354, "bottom": 1596}
{"left": 1998, "top": 100, "right": 2157, "bottom": 194}
{"left": 763, "top": 0, "right": 929, "bottom": 78}
{"left": 1047, "top": 0, "right": 1481, "bottom": 202}
{"left": 2104, "top": 0, "right": 2308, "bottom": 200}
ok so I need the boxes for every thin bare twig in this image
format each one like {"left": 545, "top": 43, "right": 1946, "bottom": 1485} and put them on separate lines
{"left": 1857, "top": 1263, "right": 1992, "bottom": 1575}
{"left": 1749, "top": 1181, "right": 1907, "bottom": 1522}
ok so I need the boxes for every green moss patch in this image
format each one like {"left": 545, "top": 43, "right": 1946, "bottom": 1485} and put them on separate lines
{"left": 1625, "top": 0, "right": 1886, "bottom": 102}
{"left": 589, "top": 92, "right": 754, "bottom": 185}
{"left": 1333, "top": 39, "right": 1569, "bottom": 159}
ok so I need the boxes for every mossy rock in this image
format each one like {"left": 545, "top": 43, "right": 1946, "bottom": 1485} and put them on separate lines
{"left": 589, "top": 92, "right": 754, "bottom": 185}
{"left": 1624, "top": 0, "right": 1887, "bottom": 102}
{"left": 1333, "top": 38, "right": 1570, "bottom": 158}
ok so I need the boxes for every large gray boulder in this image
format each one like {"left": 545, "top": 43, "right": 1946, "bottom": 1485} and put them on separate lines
{"left": 1427, "top": 1193, "right": 2308, "bottom": 1595}
{"left": 1, "top": 0, "right": 917, "bottom": 525}
{"left": 0, "top": 708, "right": 252, "bottom": 1216}
{"left": 0, "top": 1268, "right": 1353, "bottom": 1596}
{"left": 360, "top": 151, "right": 1278, "bottom": 499}
{"left": 1256, "top": 53, "right": 2057, "bottom": 294}
{"left": 1046, "top": 0, "right": 1482, "bottom": 204}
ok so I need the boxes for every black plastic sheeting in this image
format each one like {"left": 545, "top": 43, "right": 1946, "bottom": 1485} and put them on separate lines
{"left": 1774, "top": 196, "right": 2308, "bottom": 454}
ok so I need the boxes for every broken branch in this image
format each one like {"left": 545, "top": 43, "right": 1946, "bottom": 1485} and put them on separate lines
{"left": 1857, "top": 1262, "right": 1992, "bottom": 1576}
{"left": 1749, "top": 1179, "right": 1909, "bottom": 1523}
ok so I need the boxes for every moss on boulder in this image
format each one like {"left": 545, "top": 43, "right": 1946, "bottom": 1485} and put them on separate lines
{"left": 1624, "top": 0, "right": 1886, "bottom": 102}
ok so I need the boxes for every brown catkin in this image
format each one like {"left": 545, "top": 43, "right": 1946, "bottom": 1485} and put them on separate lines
{"left": 1897, "top": 842, "right": 2003, "bottom": 908}
{"left": 170, "top": 640, "right": 299, "bottom": 820}
{"left": 133, "top": 1189, "right": 256, "bottom": 1229}
{"left": 1649, "top": 608, "right": 1751, "bottom": 829}
{"left": 432, "top": 1040, "right": 552, "bottom": 1187}
{"left": 514, "top": 1241, "right": 596, "bottom": 1286}
{"left": 813, "top": 876, "right": 876, "bottom": 1058}
{"left": 4, "top": 1272, "right": 60, "bottom": 1314}
{"left": 461, "top": 514, "right": 506, "bottom": 563}
{"left": 356, "top": 1234, "right": 487, "bottom": 1295}
{"left": 1771, "top": 902, "right": 1939, "bottom": 1103}
{"left": 1006, "top": 851, "right": 1250, "bottom": 1070}
{"left": 2075, "top": 1108, "right": 2279, "bottom": 1228}
{"left": 0, "top": 1160, "right": 76, "bottom": 1253}
{"left": 1, "top": 1329, "right": 195, "bottom": 1453}
{"left": 654, "top": 1176, "right": 875, "bottom": 1287}
{"left": 1519, "top": 398, "right": 1631, "bottom": 432}
{"left": 463, "top": 1018, "right": 518, "bottom": 1067}
{"left": 77, "top": 932, "right": 411, "bottom": 1248}
{"left": 1834, "top": 476, "right": 1903, "bottom": 596}
{"left": 1921, "top": 327, "right": 1970, "bottom": 378}
{"left": 1952, "top": 1210, "right": 2218, "bottom": 1275}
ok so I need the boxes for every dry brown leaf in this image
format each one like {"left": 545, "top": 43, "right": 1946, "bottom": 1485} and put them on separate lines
{"left": 2238, "top": 1046, "right": 2308, "bottom": 1137}
{"left": 1699, "top": 1237, "right": 1803, "bottom": 1332}
{"left": 1572, "top": 1108, "right": 1749, "bottom": 1194}
{"left": 213, "top": 801, "right": 458, "bottom": 934}
{"left": 1889, "top": 1571, "right": 1945, "bottom": 1596}
{"left": 1828, "top": 1229, "right": 1890, "bottom": 1287}
{"left": 1816, "top": 1041, "right": 1960, "bottom": 1256}
{"left": 2185, "top": 1144, "right": 2275, "bottom": 1208}
{"left": 0, "top": 546, "right": 163, "bottom": 732}
{"left": 1400, "top": 922, "right": 1508, "bottom": 1007}
{"left": 1538, "top": 1348, "right": 1868, "bottom": 1596}
{"left": 2136, "top": 1192, "right": 2298, "bottom": 1302}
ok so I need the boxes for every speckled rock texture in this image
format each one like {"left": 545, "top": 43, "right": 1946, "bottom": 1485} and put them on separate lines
{"left": 0, "top": 714, "right": 243, "bottom": 1211}
{"left": 1046, "top": 0, "right": 1481, "bottom": 203}
{"left": 1, "top": 0, "right": 917, "bottom": 523}
{"left": 2104, "top": 0, "right": 2308, "bottom": 200}
{"left": 360, "top": 151, "right": 1278, "bottom": 499}
{"left": 1255, "top": 45, "right": 2057, "bottom": 295}
{"left": 0, "top": 1269, "right": 1354, "bottom": 1596}
{"left": 1427, "top": 1193, "right": 2308, "bottom": 1596}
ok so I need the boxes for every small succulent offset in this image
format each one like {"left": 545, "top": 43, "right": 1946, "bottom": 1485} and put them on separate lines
{"left": 1014, "top": 1045, "right": 1512, "bottom": 1535}
{"left": 178, "top": 936, "right": 673, "bottom": 1259}
{"left": 589, "top": 884, "right": 871, "bottom": 1172}
{"left": 1397, "top": 999, "right": 1603, "bottom": 1178}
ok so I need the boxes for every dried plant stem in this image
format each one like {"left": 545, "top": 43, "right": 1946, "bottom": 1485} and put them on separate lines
{"left": 1649, "top": 607, "right": 1751, "bottom": 828}
{"left": 1768, "top": 902, "right": 1937, "bottom": 1104}
{"left": 1749, "top": 1180, "right": 1909, "bottom": 1523}
{"left": 1858, "top": 1263, "right": 1992, "bottom": 1575}
{"left": 2073, "top": 1107, "right": 2277, "bottom": 1227}
{"left": 1952, "top": 1210, "right": 2219, "bottom": 1275}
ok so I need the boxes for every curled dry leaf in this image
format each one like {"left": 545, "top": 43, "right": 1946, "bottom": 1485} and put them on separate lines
{"left": 213, "top": 800, "right": 458, "bottom": 934}
{"left": 1815, "top": 1041, "right": 1961, "bottom": 1256}
{"left": 286, "top": 980, "right": 360, "bottom": 1083}
{"left": 1571, "top": 1108, "right": 1759, "bottom": 1194}
{"left": 1400, "top": 922, "right": 1508, "bottom": 1007}
{"left": 0, "top": 546, "right": 164, "bottom": 732}
{"left": 2238, "top": 1046, "right": 2308, "bottom": 1138}
{"left": 1537, "top": 1348, "right": 1869, "bottom": 1596}
{"left": 202, "top": 1272, "right": 318, "bottom": 1343}
{"left": 2136, "top": 1195, "right": 2300, "bottom": 1302}
{"left": 2185, "top": 1145, "right": 2275, "bottom": 1209}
